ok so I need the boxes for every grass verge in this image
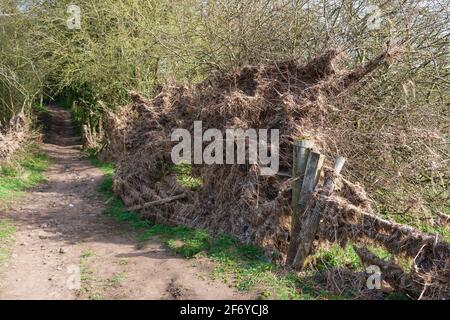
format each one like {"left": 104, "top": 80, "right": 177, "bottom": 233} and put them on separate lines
{"left": 0, "top": 144, "right": 50, "bottom": 270}
{"left": 0, "top": 219, "right": 16, "bottom": 270}
{"left": 0, "top": 144, "right": 51, "bottom": 206}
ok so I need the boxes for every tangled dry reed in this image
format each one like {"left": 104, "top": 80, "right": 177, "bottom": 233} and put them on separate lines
{"left": 0, "top": 112, "right": 29, "bottom": 164}
{"left": 101, "top": 48, "right": 449, "bottom": 299}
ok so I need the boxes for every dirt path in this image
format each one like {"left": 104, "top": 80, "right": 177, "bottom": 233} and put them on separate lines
{"left": 0, "top": 106, "right": 250, "bottom": 300}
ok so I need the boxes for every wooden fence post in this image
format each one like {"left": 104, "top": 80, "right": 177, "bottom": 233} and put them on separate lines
{"left": 299, "top": 151, "right": 324, "bottom": 210}
{"left": 287, "top": 151, "right": 324, "bottom": 264}
{"left": 286, "top": 140, "right": 313, "bottom": 265}
{"left": 292, "top": 156, "right": 346, "bottom": 270}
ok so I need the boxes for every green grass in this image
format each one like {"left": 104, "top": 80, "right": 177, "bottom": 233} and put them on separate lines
{"left": 78, "top": 248, "right": 104, "bottom": 300}
{"left": 79, "top": 249, "right": 94, "bottom": 283}
{"left": 0, "top": 219, "right": 16, "bottom": 270}
{"left": 308, "top": 243, "right": 412, "bottom": 275}
{"left": 107, "top": 272, "right": 126, "bottom": 287}
{"left": 33, "top": 102, "right": 49, "bottom": 115}
{"left": 0, "top": 146, "right": 51, "bottom": 204}
{"left": 81, "top": 249, "right": 93, "bottom": 259}
{"left": 308, "top": 244, "right": 362, "bottom": 272}
{"left": 0, "top": 146, "right": 49, "bottom": 271}
{"left": 138, "top": 225, "right": 348, "bottom": 299}
{"left": 169, "top": 162, "right": 203, "bottom": 191}
{"left": 78, "top": 246, "right": 126, "bottom": 299}
{"left": 89, "top": 155, "right": 349, "bottom": 300}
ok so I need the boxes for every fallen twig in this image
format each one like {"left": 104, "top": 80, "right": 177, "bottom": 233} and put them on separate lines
{"left": 127, "top": 193, "right": 187, "bottom": 211}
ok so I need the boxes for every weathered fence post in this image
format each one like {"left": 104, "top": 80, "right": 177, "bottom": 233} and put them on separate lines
{"left": 290, "top": 151, "right": 324, "bottom": 264}
{"left": 292, "top": 156, "right": 346, "bottom": 270}
{"left": 298, "top": 151, "right": 324, "bottom": 210}
{"left": 286, "top": 140, "right": 313, "bottom": 265}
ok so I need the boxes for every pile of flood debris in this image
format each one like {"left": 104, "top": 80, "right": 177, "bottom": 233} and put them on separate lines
{"left": 100, "top": 48, "right": 449, "bottom": 299}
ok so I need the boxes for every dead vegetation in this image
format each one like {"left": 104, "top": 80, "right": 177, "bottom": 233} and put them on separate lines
{"left": 0, "top": 113, "right": 29, "bottom": 165}
{"left": 100, "top": 47, "right": 449, "bottom": 299}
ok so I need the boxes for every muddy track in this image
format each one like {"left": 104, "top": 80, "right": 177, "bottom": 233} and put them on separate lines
{"left": 0, "top": 105, "right": 250, "bottom": 300}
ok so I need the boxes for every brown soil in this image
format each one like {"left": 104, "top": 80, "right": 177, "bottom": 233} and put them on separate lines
{"left": 0, "top": 105, "right": 252, "bottom": 300}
